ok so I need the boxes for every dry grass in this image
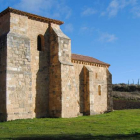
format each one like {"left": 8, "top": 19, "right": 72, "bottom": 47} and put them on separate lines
{"left": 112, "top": 91, "right": 140, "bottom": 101}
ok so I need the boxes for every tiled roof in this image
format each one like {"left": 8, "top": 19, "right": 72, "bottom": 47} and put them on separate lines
{"left": 72, "top": 54, "right": 110, "bottom": 66}
{"left": 0, "top": 7, "right": 64, "bottom": 25}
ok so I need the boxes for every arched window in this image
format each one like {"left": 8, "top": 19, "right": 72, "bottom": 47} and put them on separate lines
{"left": 37, "top": 35, "right": 44, "bottom": 51}
{"left": 98, "top": 85, "right": 101, "bottom": 96}
{"left": 95, "top": 73, "right": 98, "bottom": 79}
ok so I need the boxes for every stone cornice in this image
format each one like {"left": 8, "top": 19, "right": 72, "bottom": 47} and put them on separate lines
{"left": 0, "top": 7, "right": 64, "bottom": 25}
{"left": 72, "top": 59, "right": 109, "bottom": 68}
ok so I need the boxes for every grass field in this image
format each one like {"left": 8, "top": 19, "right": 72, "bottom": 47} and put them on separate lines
{"left": 0, "top": 110, "right": 140, "bottom": 140}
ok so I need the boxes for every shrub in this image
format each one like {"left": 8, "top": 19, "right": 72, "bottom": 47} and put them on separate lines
{"left": 113, "top": 84, "right": 140, "bottom": 92}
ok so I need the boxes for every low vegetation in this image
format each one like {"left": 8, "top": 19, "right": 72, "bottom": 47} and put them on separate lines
{"left": 113, "top": 84, "right": 140, "bottom": 92}
{"left": 113, "top": 91, "right": 140, "bottom": 101}
{"left": 0, "top": 110, "right": 140, "bottom": 139}
{"left": 113, "top": 84, "right": 140, "bottom": 101}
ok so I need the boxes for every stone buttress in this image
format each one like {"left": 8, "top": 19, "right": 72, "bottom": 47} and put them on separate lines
{"left": 6, "top": 32, "right": 33, "bottom": 120}
{"left": 49, "top": 25, "right": 79, "bottom": 118}
{"left": 0, "top": 12, "right": 33, "bottom": 121}
{"left": 0, "top": 12, "right": 10, "bottom": 121}
{"left": 0, "top": 33, "right": 7, "bottom": 121}
{"left": 107, "top": 69, "right": 113, "bottom": 111}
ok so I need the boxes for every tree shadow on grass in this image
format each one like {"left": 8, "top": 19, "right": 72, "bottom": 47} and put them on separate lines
{"left": 5, "top": 133, "right": 140, "bottom": 140}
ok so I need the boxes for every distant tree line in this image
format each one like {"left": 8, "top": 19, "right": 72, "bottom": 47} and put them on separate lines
{"left": 113, "top": 83, "right": 140, "bottom": 92}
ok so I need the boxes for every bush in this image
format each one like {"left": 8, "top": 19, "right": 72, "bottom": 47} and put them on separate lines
{"left": 129, "top": 85, "right": 137, "bottom": 92}
{"left": 113, "top": 84, "right": 140, "bottom": 92}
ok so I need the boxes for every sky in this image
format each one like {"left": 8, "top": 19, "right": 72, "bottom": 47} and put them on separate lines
{"left": 0, "top": 0, "right": 140, "bottom": 84}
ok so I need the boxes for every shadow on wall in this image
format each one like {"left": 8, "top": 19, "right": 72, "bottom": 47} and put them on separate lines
{"left": 0, "top": 34, "right": 7, "bottom": 122}
{"left": 5, "top": 133, "right": 140, "bottom": 140}
{"left": 79, "top": 67, "right": 84, "bottom": 114}
{"left": 35, "top": 29, "right": 50, "bottom": 118}
{"left": 79, "top": 66, "right": 90, "bottom": 116}
{"left": 0, "top": 72, "right": 7, "bottom": 122}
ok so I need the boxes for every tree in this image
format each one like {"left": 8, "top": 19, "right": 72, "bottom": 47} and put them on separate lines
{"left": 132, "top": 79, "right": 134, "bottom": 85}
{"left": 138, "top": 79, "right": 140, "bottom": 86}
{"left": 128, "top": 80, "right": 129, "bottom": 85}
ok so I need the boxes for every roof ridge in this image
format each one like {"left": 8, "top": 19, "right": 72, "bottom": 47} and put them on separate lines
{"left": 0, "top": 7, "right": 64, "bottom": 25}
{"left": 72, "top": 53, "right": 101, "bottom": 60}
{"left": 72, "top": 53, "right": 110, "bottom": 66}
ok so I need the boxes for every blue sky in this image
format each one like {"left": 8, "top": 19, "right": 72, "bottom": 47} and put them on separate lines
{"left": 0, "top": 0, "right": 140, "bottom": 84}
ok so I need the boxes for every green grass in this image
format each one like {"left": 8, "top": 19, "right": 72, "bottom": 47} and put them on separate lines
{"left": 0, "top": 110, "right": 140, "bottom": 140}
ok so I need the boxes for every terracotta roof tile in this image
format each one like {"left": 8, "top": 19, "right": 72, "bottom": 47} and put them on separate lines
{"left": 72, "top": 54, "right": 110, "bottom": 66}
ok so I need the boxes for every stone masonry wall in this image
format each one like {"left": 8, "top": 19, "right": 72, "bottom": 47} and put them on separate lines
{"left": 49, "top": 26, "right": 62, "bottom": 117}
{"left": 61, "top": 64, "right": 79, "bottom": 118}
{"left": 6, "top": 32, "right": 33, "bottom": 120}
{"left": 49, "top": 25, "right": 79, "bottom": 118}
{"left": 84, "top": 66, "right": 94, "bottom": 115}
{"left": 83, "top": 67, "right": 90, "bottom": 115}
{"left": 113, "top": 98, "right": 140, "bottom": 110}
{"left": 0, "top": 13, "right": 10, "bottom": 36}
{"left": 0, "top": 34, "right": 7, "bottom": 121}
{"left": 0, "top": 13, "right": 10, "bottom": 121}
{"left": 73, "top": 63, "right": 109, "bottom": 115}
{"left": 8, "top": 13, "right": 50, "bottom": 119}
{"left": 107, "top": 69, "right": 113, "bottom": 111}
{"left": 93, "top": 66, "right": 108, "bottom": 114}
{"left": 28, "top": 18, "right": 49, "bottom": 118}
{"left": 57, "top": 30, "right": 79, "bottom": 118}
{"left": 5, "top": 13, "right": 33, "bottom": 120}
{"left": 10, "top": 13, "right": 28, "bottom": 36}
{"left": 0, "top": 11, "right": 112, "bottom": 120}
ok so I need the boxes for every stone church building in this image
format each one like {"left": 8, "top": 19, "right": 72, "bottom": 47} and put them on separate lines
{"left": 0, "top": 7, "right": 112, "bottom": 121}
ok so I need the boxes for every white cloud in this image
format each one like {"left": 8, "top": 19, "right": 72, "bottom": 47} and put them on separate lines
{"left": 102, "top": 0, "right": 138, "bottom": 17}
{"left": 79, "top": 26, "right": 94, "bottom": 34}
{"left": 13, "top": 0, "right": 71, "bottom": 19}
{"left": 131, "top": 6, "right": 140, "bottom": 17}
{"left": 54, "top": 1, "right": 71, "bottom": 19}
{"left": 100, "top": 12, "right": 106, "bottom": 16}
{"left": 80, "top": 26, "right": 89, "bottom": 31}
{"left": 51, "top": 13, "right": 61, "bottom": 19}
{"left": 79, "top": 26, "right": 117, "bottom": 43}
{"left": 107, "top": 0, "right": 119, "bottom": 17}
{"left": 81, "top": 8, "right": 97, "bottom": 16}
{"left": 64, "top": 23, "right": 73, "bottom": 33}
{"left": 99, "top": 32, "right": 117, "bottom": 42}
{"left": 119, "top": 0, "right": 137, "bottom": 8}
{"left": 129, "top": 0, "right": 137, "bottom": 5}
{"left": 14, "top": 0, "right": 53, "bottom": 14}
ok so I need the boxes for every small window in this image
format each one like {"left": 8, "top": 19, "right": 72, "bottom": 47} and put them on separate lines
{"left": 37, "top": 35, "right": 44, "bottom": 51}
{"left": 95, "top": 73, "right": 98, "bottom": 79}
{"left": 98, "top": 85, "right": 101, "bottom": 96}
